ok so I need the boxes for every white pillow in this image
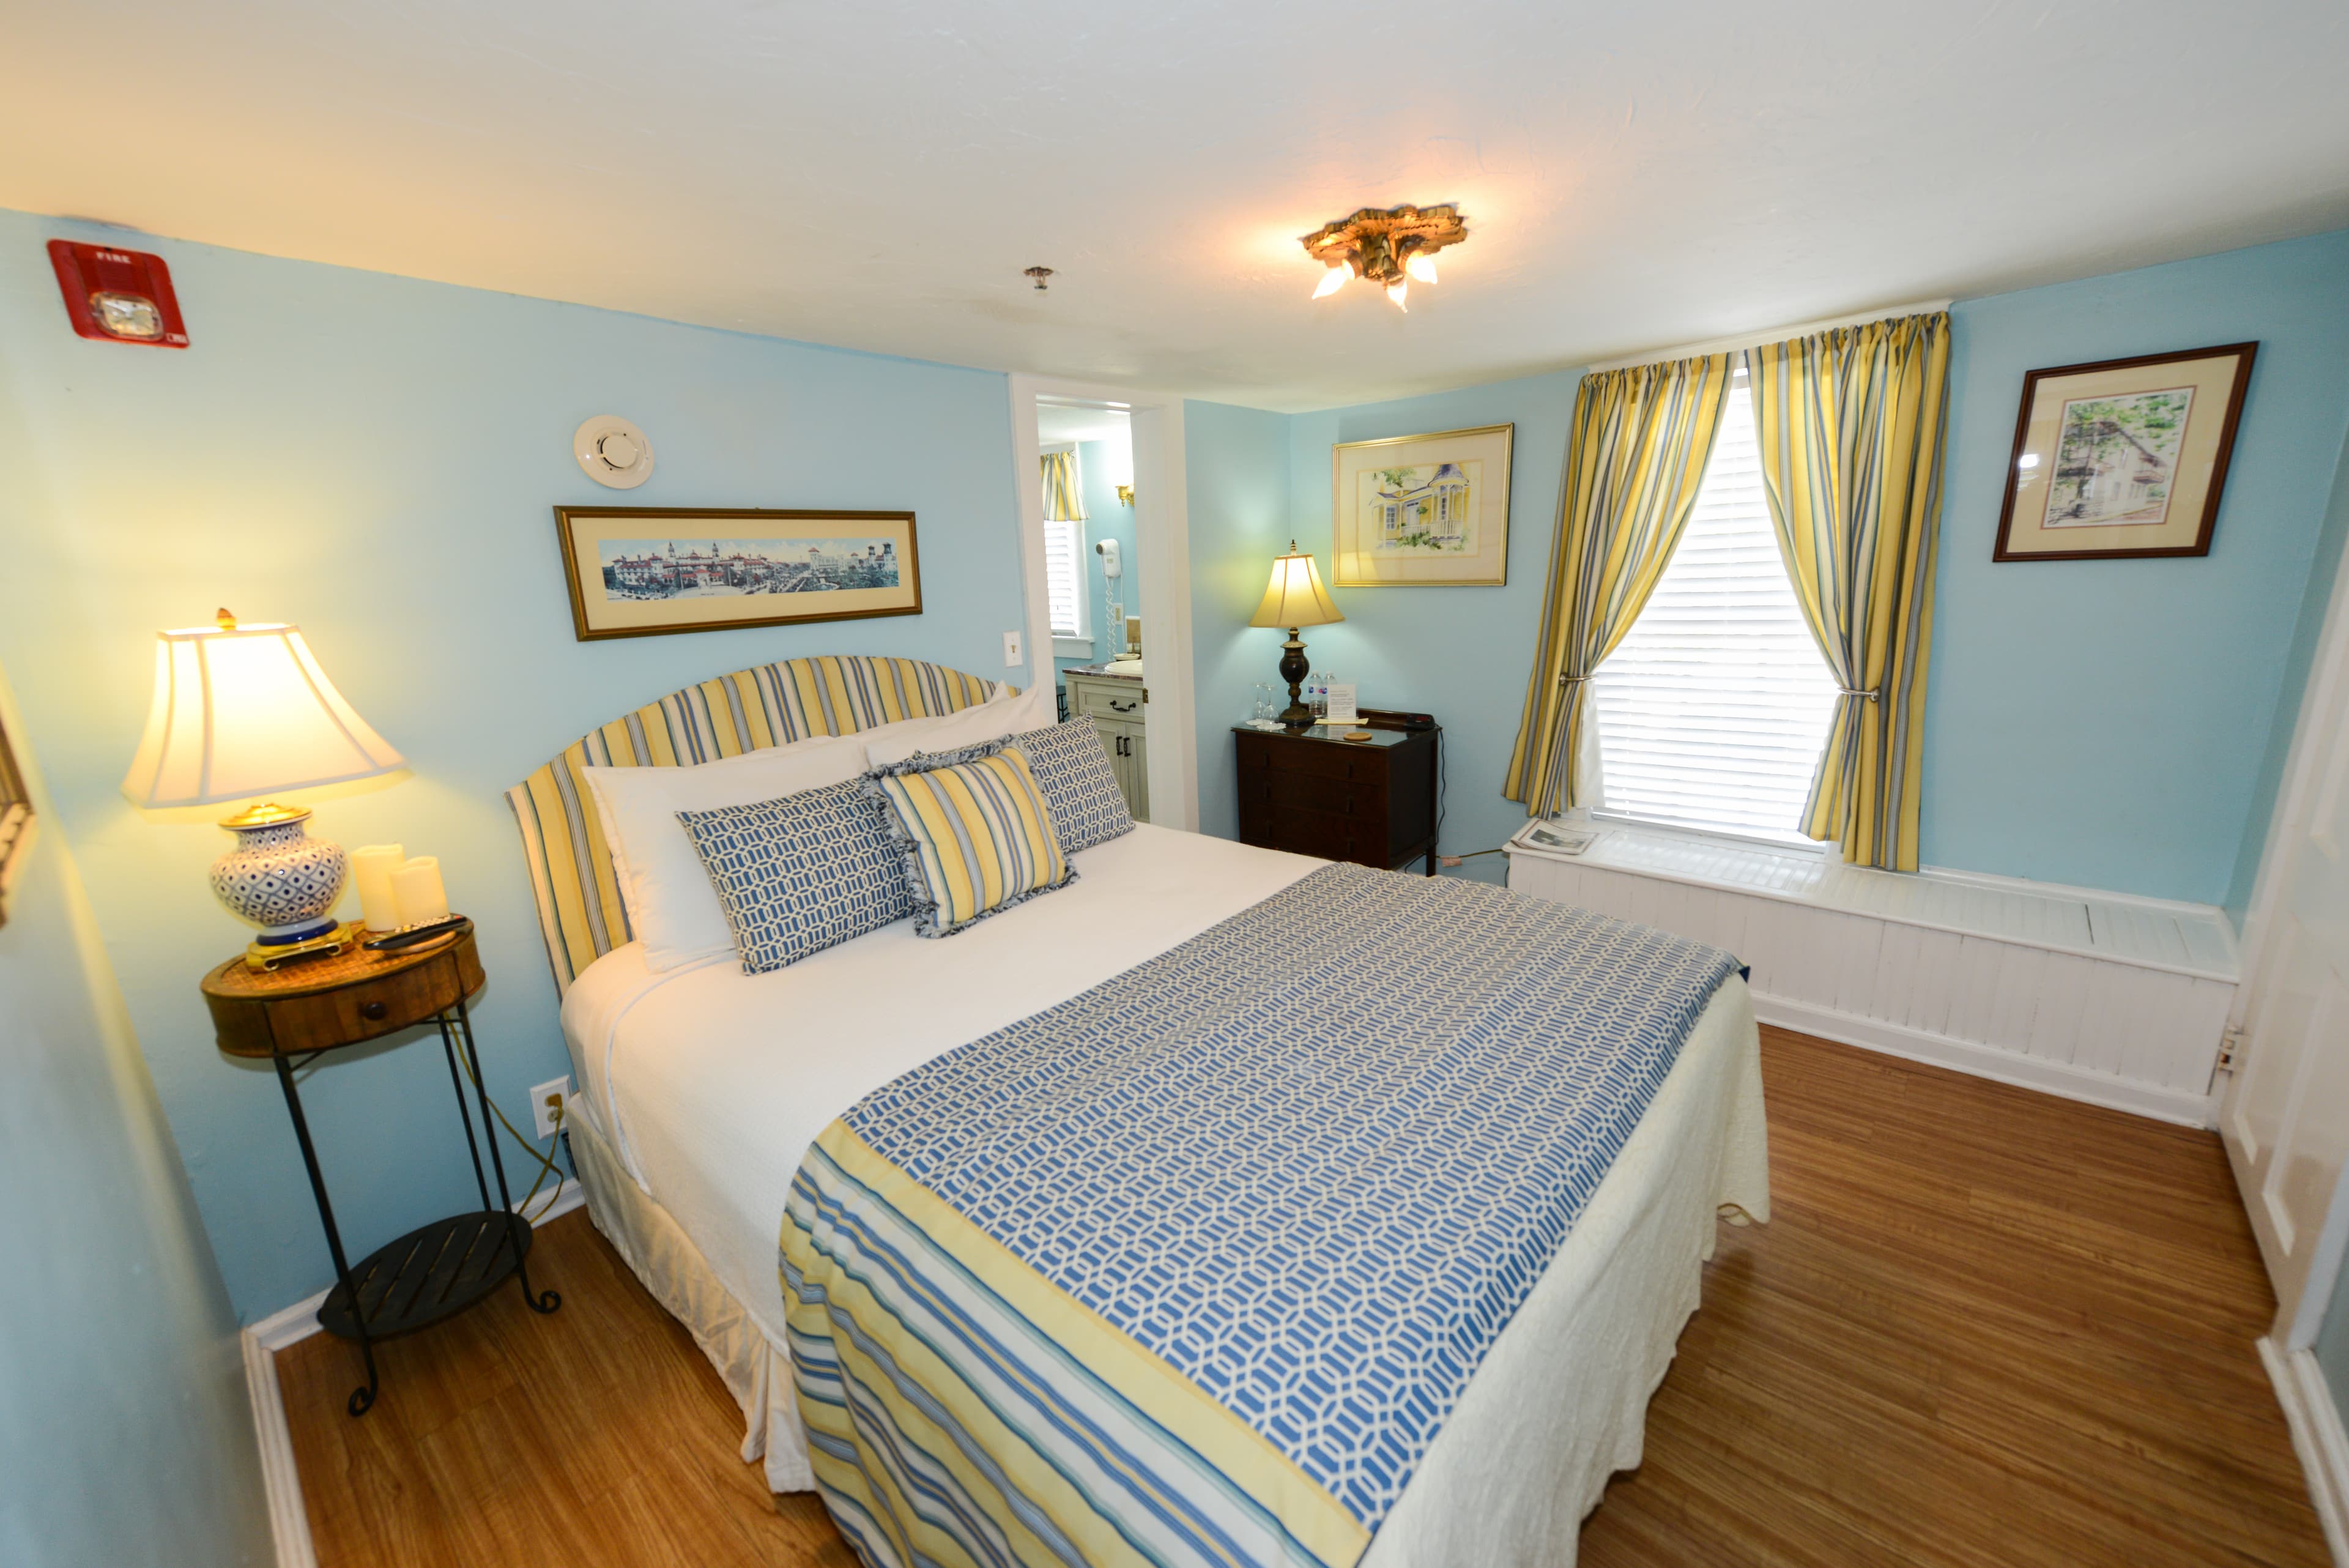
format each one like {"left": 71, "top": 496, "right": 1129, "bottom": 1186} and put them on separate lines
{"left": 862, "top": 683, "right": 1053, "bottom": 767}
{"left": 583, "top": 735, "right": 871, "bottom": 971}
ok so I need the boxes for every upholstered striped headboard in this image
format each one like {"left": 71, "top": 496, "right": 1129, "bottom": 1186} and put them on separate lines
{"left": 507, "top": 654, "right": 1002, "bottom": 992}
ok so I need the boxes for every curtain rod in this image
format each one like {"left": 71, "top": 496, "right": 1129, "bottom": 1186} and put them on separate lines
{"left": 1583, "top": 297, "right": 1954, "bottom": 373}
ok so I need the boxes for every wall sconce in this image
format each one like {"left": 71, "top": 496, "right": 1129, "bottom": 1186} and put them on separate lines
{"left": 1116, "top": 485, "right": 1135, "bottom": 507}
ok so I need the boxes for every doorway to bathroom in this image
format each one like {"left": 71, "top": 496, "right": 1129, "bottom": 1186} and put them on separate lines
{"left": 1009, "top": 376, "right": 1198, "bottom": 830}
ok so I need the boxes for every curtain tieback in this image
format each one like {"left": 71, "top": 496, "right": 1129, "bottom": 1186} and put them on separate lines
{"left": 1557, "top": 673, "right": 1590, "bottom": 687}
{"left": 1838, "top": 685, "right": 1880, "bottom": 702}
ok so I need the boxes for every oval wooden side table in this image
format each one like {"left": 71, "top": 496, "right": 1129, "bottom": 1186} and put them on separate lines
{"left": 201, "top": 918, "right": 560, "bottom": 1415}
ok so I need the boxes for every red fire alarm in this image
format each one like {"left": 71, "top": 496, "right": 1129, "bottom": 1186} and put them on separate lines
{"left": 48, "top": 240, "right": 188, "bottom": 347}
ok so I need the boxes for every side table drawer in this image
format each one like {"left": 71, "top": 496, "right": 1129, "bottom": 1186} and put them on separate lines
{"left": 1245, "top": 737, "right": 1383, "bottom": 785}
{"left": 1267, "top": 770, "right": 1386, "bottom": 822}
{"left": 205, "top": 941, "right": 484, "bottom": 1057}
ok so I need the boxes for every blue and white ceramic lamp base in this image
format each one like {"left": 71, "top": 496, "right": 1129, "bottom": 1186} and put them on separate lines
{"left": 208, "top": 810, "right": 348, "bottom": 945}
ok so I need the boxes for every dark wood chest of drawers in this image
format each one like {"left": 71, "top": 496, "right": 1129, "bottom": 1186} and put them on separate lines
{"left": 1233, "top": 722, "right": 1440, "bottom": 875}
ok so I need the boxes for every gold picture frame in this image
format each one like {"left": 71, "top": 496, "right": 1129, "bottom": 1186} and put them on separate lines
{"left": 1330, "top": 423, "right": 1513, "bottom": 586}
{"left": 554, "top": 507, "right": 922, "bottom": 641}
{"left": 0, "top": 708, "right": 31, "bottom": 930}
{"left": 1992, "top": 343, "right": 2257, "bottom": 562}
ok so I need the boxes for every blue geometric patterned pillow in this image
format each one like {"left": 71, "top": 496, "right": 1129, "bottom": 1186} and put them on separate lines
{"left": 677, "top": 781, "right": 912, "bottom": 975}
{"left": 1006, "top": 718, "right": 1134, "bottom": 853}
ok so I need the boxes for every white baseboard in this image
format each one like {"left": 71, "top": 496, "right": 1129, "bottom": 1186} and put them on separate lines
{"left": 245, "top": 1176, "right": 584, "bottom": 1351}
{"left": 2262, "top": 1336, "right": 2349, "bottom": 1566}
{"left": 236, "top": 1175, "right": 585, "bottom": 1564}
{"left": 242, "top": 1323, "right": 318, "bottom": 1568}
{"left": 1750, "top": 993, "right": 2217, "bottom": 1128}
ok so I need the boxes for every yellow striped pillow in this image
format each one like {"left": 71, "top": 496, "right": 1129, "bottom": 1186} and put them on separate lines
{"left": 866, "top": 744, "right": 1074, "bottom": 937}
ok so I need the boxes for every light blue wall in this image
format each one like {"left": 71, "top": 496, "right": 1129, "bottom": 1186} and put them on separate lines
{"left": 1183, "top": 400, "right": 1298, "bottom": 843}
{"left": 2321, "top": 1251, "right": 2349, "bottom": 1421}
{"left": 1187, "top": 229, "right": 2349, "bottom": 907}
{"left": 1285, "top": 372, "right": 1586, "bottom": 884}
{"left": 1080, "top": 437, "right": 1138, "bottom": 662}
{"left": 0, "top": 207, "right": 1030, "bottom": 1320}
{"left": 0, "top": 661, "right": 273, "bottom": 1568}
{"left": 1928, "top": 229, "right": 2349, "bottom": 903}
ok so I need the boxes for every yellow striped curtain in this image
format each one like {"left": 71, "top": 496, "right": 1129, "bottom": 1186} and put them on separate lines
{"left": 1748, "top": 312, "right": 1951, "bottom": 871}
{"left": 1504, "top": 353, "right": 1735, "bottom": 816}
{"left": 1041, "top": 451, "right": 1086, "bottom": 522}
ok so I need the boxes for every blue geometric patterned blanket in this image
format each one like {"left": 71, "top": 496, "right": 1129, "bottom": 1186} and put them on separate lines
{"left": 782, "top": 863, "right": 1740, "bottom": 1568}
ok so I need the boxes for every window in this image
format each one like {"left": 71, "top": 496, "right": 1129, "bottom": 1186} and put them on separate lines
{"left": 1044, "top": 518, "right": 1087, "bottom": 639}
{"left": 1042, "top": 447, "right": 1088, "bottom": 641}
{"left": 1587, "top": 368, "right": 1840, "bottom": 844}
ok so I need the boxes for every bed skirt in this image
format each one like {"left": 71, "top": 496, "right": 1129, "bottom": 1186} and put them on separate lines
{"left": 566, "top": 978, "right": 1769, "bottom": 1565}
{"left": 568, "top": 1097, "right": 814, "bottom": 1492}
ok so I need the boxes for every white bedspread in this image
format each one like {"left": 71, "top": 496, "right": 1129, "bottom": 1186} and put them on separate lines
{"left": 559, "top": 822, "right": 1767, "bottom": 1564}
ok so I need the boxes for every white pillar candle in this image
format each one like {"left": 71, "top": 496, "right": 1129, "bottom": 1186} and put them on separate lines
{"left": 390, "top": 855, "right": 450, "bottom": 927}
{"left": 351, "top": 844, "right": 406, "bottom": 931}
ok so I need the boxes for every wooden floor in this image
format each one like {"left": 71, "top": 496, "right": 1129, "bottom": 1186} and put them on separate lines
{"left": 279, "top": 1027, "right": 2329, "bottom": 1567}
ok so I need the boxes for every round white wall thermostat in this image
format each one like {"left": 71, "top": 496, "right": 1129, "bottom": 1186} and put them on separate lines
{"left": 574, "top": 415, "right": 655, "bottom": 489}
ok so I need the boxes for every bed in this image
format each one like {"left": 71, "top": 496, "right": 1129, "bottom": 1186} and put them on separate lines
{"left": 510, "top": 655, "right": 1768, "bottom": 1568}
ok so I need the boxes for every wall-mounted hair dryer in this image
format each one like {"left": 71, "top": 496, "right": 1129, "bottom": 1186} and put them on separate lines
{"left": 1094, "top": 537, "right": 1123, "bottom": 580}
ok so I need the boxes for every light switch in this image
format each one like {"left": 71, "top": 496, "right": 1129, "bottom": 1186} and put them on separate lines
{"left": 1003, "top": 631, "right": 1023, "bottom": 666}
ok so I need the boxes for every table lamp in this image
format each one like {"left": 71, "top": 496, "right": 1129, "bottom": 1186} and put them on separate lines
{"left": 121, "top": 611, "right": 406, "bottom": 968}
{"left": 1248, "top": 541, "right": 1345, "bottom": 730}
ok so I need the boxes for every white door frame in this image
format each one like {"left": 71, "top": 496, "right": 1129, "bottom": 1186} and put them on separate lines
{"left": 2227, "top": 504, "right": 2349, "bottom": 1348}
{"left": 1007, "top": 374, "right": 1200, "bottom": 831}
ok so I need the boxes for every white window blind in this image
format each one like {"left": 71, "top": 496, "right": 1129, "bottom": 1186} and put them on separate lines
{"left": 1044, "top": 519, "right": 1086, "bottom": 639}
{"left": 1589, "top": 370, "right": 1840, "bottom": 844}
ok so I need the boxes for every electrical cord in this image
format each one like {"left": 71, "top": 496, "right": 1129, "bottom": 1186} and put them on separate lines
{"left": 1431, "top": 730, "right": 1510, "bottom": 871}
{"left": 450, "top": 1044, "right": 571, "bottom": 1224}
{"left": 1434, "top": 727, "right": 1448, "bottom": 860}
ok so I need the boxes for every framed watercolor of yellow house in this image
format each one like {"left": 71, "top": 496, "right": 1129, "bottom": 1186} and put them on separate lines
{"left": 1330, "top": 423, "right": 1513, "bottom": 586}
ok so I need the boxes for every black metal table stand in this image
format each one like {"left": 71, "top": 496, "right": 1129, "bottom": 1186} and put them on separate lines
{"left": 270, "top": 986, "right": 560, "bottom": 1417}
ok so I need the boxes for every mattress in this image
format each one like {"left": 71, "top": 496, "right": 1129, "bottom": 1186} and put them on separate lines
{"left": 559, "top": 822, "right": 1768, "bottom": 1564}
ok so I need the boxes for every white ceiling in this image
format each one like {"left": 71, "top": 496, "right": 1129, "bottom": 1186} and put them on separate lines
{"left": 1036, "top": 404, "right": 1132, "bottom": 447}
{"left": 7, "top": 2, "right": 2348, "bottom": 411}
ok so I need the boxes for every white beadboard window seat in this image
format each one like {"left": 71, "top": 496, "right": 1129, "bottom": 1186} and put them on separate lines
{"left": 1505, "top": 816, "right": 2238, "bottom": 1126}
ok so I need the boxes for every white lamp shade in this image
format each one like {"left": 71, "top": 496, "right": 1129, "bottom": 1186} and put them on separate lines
{"left": 1247, "top": 548, "right": 1345, "bottom": 630}
{"left": 121, "top": 622, "right": 405, "bottom": 809}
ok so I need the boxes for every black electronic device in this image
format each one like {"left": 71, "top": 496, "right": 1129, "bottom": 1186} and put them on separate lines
{"left": 1360, "top": 707, "right": 1437, "bottom": 733}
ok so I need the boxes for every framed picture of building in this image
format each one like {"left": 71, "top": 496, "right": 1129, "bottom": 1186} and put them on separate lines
{"left": 1992, "top": 343, "right": 2257, "bottom": 562}
{"left": 1330, "top": 423, "right": 1513, "bottom": 586}
{"left": 553, "top": 507, "right": 922, "bottom": 641}
{"left": 0, "top": 707, "right": 31, "bottom": 931}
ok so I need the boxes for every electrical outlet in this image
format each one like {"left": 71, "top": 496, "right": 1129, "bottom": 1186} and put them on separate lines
{"left": 1002, "top": 630, "right": 1023, "bottom": 667}
{"left": 530, "top": 1076, "right": 571, "bottom": 1140}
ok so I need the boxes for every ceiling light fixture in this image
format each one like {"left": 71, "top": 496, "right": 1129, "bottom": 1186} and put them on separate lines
{"left": 1300, "top": 204, "right": 1466, "bottom": 311}
{"left": 1024, "top": 266, "right": 1055, "bottom": 292}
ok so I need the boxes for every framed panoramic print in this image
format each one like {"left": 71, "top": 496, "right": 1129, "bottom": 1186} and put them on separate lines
{"left": 1330, "top": 423, "right": 1513, "bottom": 586}
{"left": 554, "top": 507, "right": 922, "bottom": 641}
{"left": 1992, "top": 342, "right": 2257, "bottom": 562}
